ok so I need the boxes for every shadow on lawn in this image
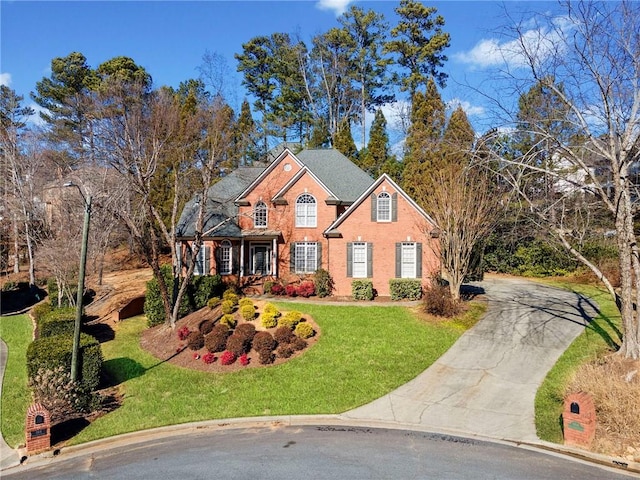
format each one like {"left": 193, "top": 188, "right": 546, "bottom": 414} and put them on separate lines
{"left": 102, "top": 348, "right": 184, "bottom": 387}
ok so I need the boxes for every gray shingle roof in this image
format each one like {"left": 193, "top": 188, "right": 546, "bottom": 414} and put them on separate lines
{"left": 297, "top": 149, "right": 374, "bottom": 202}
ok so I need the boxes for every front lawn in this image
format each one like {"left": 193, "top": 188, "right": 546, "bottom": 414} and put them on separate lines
{"left": 0, "top": 314, "right": 34, "bottom": 447}
{"left": 71, "top": 303, "right": 476, "bottom": 445}
{"left": 534, "top": 281, "right": 623, "bottom": 443}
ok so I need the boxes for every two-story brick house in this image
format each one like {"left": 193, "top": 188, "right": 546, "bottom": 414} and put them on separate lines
{"left": 176, "top": 147, "right": 440, "bottom": 297}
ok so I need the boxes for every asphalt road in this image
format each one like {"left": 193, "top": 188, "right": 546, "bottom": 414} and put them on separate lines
{"left": 3, "top": 425, "right": 635, "bottom": 480}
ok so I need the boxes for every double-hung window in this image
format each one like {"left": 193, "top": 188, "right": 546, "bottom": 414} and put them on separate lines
{"left": 295, "top": 193, "right": 317, "bottom": 227}
{"left": 218, "top": 240, "right": 232, "bottom": 275}
{"left": 352, "top": 242, "right": 368, "bottom": 278}
{"left": 293, "top": 242, "right": 318, "bottom": 274}
{"left": 395, "top": 242, "right": 422, "bottom": 278}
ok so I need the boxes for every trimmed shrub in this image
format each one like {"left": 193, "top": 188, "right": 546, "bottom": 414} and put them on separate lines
{"left": 424, "top": 284, "right": 461, "bottom": 318}
{"left": 186, "top": 331, "right": 205, "bottom": 350}
{"left": 258, "top": 350, "right": 275, "bottom": 365}
{"left": 279, "top": 310, "right": 302, "bottom": 329}
{"left": 263, "top": 303, "right": 280, "bottom": 316}
{"left": 260, "top": 312, "right": 278, "bottom": 329}
{"left": 263, "top": 280, "right": 275, "bottom": 295}
{"left": 177, "top": 325, "right": 191, "bottom": 341}
{"left": 239, "top": 298, "right": 254, "bottom": 308}
{"left": 211, "top": 323, "right": 229, "bottom": 336}
{"left": 351, "top": 280, "right": 374, "bottom": 300}
{"left": 32, "top": 302, "right": 53, "bottom": 324}
{"left": 253, "top": 331, "right": 276, "bottom": 353}
{"left": 222, "top": 290, "right": 239, "bottom": 305}
{"left": 219, "top": 314, "right": 237, "bottom": 329}
{"left": 226, "top": 333, "right": 250, "bottom": 356}
{"left": 207, "top": 297, "right": 221, "bottom": 309}
{"left": 291, "top": 336, "right": 307, "bottom": 351}
{"left": 297, "top": 281, "right": 315, "bottom": 298}
{"left": 239, "top": 353, "right": 250, "bottom": 366}
{"left": 220, "top": 350, "right": 237, "bottom": 365}
{"left": 285, "top": 284, "right": 297, "bottom": 297}
{"left": 270, "top": 283, "right": 285, "bottom": 295}
{"left": 235, "top": 323, "right": 256, "bottom": 342}
{"left": 221, "top": 300, "right": 235, "bottom": 315}
{"left": 47, "top": 278, "right": 77, "bottom": 308}
{"left": 273, "top": 326, "right": 294, "bottom": 344}
{"left": 294, "top": 321, "right": 314, "bottom": 339}
{"left": 240, "top": 304, "right": 256, "bottom": 321}
{"left": 191, "top": 274, "right": 224, "bottom": 309}
{"left": 202, "top": 352, "right": 216, "bottom": 364}
{"left": 205, "top": 328, "right": 229, "bottom": 353}
{"left": 276, "top": 344, "right": 295, "bottom": 359}
{"left": 38, "top": 307, "right": 77, "bottom": 338}
{"left": 27, "top": 333, "right": 103, "bottom": 391}
{"left": 198, "top": 319, "right": 215, "bottom": 335}
{"left": 389, "top": 279, "right": 423, "bottom": 301}
{"left": 314, "top": 269, "right": 334, "bottom": 298}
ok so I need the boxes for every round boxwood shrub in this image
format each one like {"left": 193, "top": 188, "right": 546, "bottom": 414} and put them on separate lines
{"left": 221, "top": 300, "right": 235, "bottom": 315}
{"left": 207, "top": 297, "right": 221, "bottom": 309}
{"left": 239, "top": 298, "right": 253, "bottom": 308}
{"left": 235, "top": 323, "right": 256, "bottom": 342}
{"left": 222, "top": 290, "right": 239, "bottom": 306}
{"left": 253, "top": 331, "right": 276, "bottom": 353}
{"left": 276, "top": 344, "right": 295, "bottom": 359}
{"left": 186, "top": 331, "right": 205, "bottom": 350}
{"left": 205, "top": 330, "right": 229, "bottom": 353}
{"left": 279, "top": 311, "right": 302, "bottom": 329}
{"left": 273, "top": 326, "right": 294, "bottom": 344}
{"left": 219, "top": 314, "right": 237, "bottom": 329}
{"left": 240, "top": 304, "right": 256, "bottom": 321}
{"left": 260, "top": 312, "right": 278, "bottom": 329}
{"left": 226, "top": 333, "right": 250, "bottom": 356}
{"left": 291, "top": 336, "right": 307, "bottom": 351}
{"left": 258, "top": 350, "right": 275, "bottom": 365}
{"left": 262, "top": 303, "right": 280, "bottom": 317}
{"left": 294, "top": 321, "right": 314, "bottom": 339}
{"left": 27, "top": 333, "right": 103, "bottom": 391}
{"left": 199, "top": 319, "right": 215, "bottom": 335}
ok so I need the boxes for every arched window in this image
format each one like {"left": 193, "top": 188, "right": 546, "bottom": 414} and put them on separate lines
{"left": 254, "top": 201, "right": 267, "bottom": 228}
{"left": 377, "top": 192, "right": 391, "bottom": 222}
{"left": 218, "top": 240, "right": 232, "bottom": 275}
{"left": 295, "top": 193, "right": 317, "bottom": 227}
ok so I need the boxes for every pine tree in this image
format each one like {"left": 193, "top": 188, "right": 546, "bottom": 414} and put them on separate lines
{"left": 361, "top": 109, "right": 390, "bottom": 177}
{"left": 236, "top": 99, "right": 261, "bottom": 165}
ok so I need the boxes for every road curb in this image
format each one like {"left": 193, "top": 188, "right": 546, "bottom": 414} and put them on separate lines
{"left": 3, "top": 415, "right": 639, "bottom": 477}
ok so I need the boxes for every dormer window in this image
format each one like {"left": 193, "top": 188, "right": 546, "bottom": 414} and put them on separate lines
{"left": 377, "top": 192, "right": 391, "bottom": 222}
{"left": 254, "top": 201, "right": 267, "bottom": 228}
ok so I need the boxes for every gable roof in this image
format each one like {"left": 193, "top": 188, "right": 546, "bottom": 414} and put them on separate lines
{"left": 323, "top": 173, "right": 437, "bottom": 236}
{"left": 176, "top": 166, "right": 263, "bottom": 238}
{"left": 235, "top": 147, "right": 374, "bottom": 204}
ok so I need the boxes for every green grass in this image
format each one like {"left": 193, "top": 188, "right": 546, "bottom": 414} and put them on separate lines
{"left": 70, "top": 303, "right": 476, "bottom": 445}
{"left": 0, "top": 314, "right": 34, "bottom": 447}
{"left": 534, "top": 281, "right": 623, "bottom": 443}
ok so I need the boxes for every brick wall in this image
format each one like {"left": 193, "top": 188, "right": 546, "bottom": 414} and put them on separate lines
{"left": 25, "top": 403, "right": 51, "bottom": 454}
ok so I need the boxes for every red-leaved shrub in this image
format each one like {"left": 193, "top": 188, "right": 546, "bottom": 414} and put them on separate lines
{"left": 239, "top": 353, "right": 249, "bottom": 366}
{"left": 297, "top": 281, "right": 315, "bottom": 298}
{"left": 177, "top": 326, "right": 191, "bottom": 341}
{"left": 220, "top": 350, "right": 237, "bottom": 365}
{"left": 202, "top": 352, "right": 216, "bottom": 364}
{"left": 270, "top": 283, "right": 285, "bottom": 295}
{"left": 285, "top": 284, "right": 298, "bottom": 297}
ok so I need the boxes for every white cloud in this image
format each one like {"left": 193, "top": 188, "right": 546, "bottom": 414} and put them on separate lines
{"left": 27, "top": 103, "right": 47, "bottom": 126}
{"left": 315, "top": 0, "right": 351, "bottom": 16}
{"left": 0, "top": 72, "right": 12, "bottom": 87}
{"left": 454, "top": 20, "right": 568, "bottom": 70}
{"left": 447, "top": 98, "right": 485, "bottom": 117}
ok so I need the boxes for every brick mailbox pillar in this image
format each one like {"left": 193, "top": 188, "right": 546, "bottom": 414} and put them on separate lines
{"left": 25, "top": 403, "right": 51, "bottom": 454}
{"left": 563, "top": 392, "right": 596, "bottom": 448}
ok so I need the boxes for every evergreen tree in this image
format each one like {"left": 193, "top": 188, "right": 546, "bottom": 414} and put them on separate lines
{"left": 308, "top": 116, "right": 332, "bottom": 149}
{"left": 236, "top": 99, "right": 261, "bottom": 165}
{"left": 332, "top": 118, "right": 358, "bottom": 162}
{"left": 361, "top": 108, "right": 390, "bottom": 177}
{"left": 384, "top": 0, "right": 450, "bottom": 97}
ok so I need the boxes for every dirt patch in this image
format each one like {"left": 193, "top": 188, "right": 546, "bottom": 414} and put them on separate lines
{"left": 140, "top": 300, "right": 320, "bottom": 373}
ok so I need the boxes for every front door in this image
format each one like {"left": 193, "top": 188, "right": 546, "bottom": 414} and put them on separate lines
{"left": 250, "top": 243, "right": 272, "bottom": 275}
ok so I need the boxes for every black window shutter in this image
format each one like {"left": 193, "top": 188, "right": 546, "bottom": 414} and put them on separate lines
{"left": 416, "top": 243, "right": 422, "bottom": 278}
{"left": 215, "top": 244, "right": 221, "bottom": 273}
{"left": 232, "top": 244, "right": 239, "bottom": 274}
{"left": 290, "top": 243, "right": 296, "bottom": 272}
{"left": 367, "top": 243, "right": 373, "bottom": 277}
{"left": 370, "top": 193, "right": 377, "bottom": 221}
{"left": 392, "top": 193, "right": 398, "bottom": 222}
{"left": 203, "top": 245, "right": 210, "bottom": 275}
{"left": 316, "top": 242, "right": 322, "bottom": 270}
{"left": 395, "top": 243, "right": 401, "bottom": 278}
{"left": 346, "top": 242, "right": 353, "bottom": 277}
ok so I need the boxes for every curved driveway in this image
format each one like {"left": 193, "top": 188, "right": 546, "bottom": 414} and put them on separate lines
{"left": 342, "top": 276, "right": 598, "bottom": 442}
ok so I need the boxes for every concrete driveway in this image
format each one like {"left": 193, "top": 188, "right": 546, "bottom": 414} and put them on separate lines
{"left": 342, "top": 276, "right": 598, "bottom": 442}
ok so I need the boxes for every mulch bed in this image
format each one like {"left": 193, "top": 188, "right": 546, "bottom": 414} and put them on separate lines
{"left": 140, "top": 300, "right": 320, "bottom": 373}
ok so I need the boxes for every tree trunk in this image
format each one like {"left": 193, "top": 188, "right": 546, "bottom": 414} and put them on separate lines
{"left": 12, "top": 213, "right": 19, "bottom": 274}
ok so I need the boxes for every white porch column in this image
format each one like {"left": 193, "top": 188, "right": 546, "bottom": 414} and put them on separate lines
{"left": 272, "top": 237, "right": 278, "bottom": 277}
{"left": 240, "top": 238, "right": 245, "bottom": 277}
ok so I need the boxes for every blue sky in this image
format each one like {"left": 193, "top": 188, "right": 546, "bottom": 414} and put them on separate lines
{"left": 1, "top": 0, "right": 562, "bottom": 138}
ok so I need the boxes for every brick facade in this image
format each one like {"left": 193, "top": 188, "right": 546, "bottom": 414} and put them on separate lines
{"left": 25, "top": 403, "right": 51, "bottom": 454}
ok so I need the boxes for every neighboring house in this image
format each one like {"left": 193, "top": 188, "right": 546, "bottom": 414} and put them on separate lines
{"left": 176, "top": 147, "right": 440, "bottom": 297}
